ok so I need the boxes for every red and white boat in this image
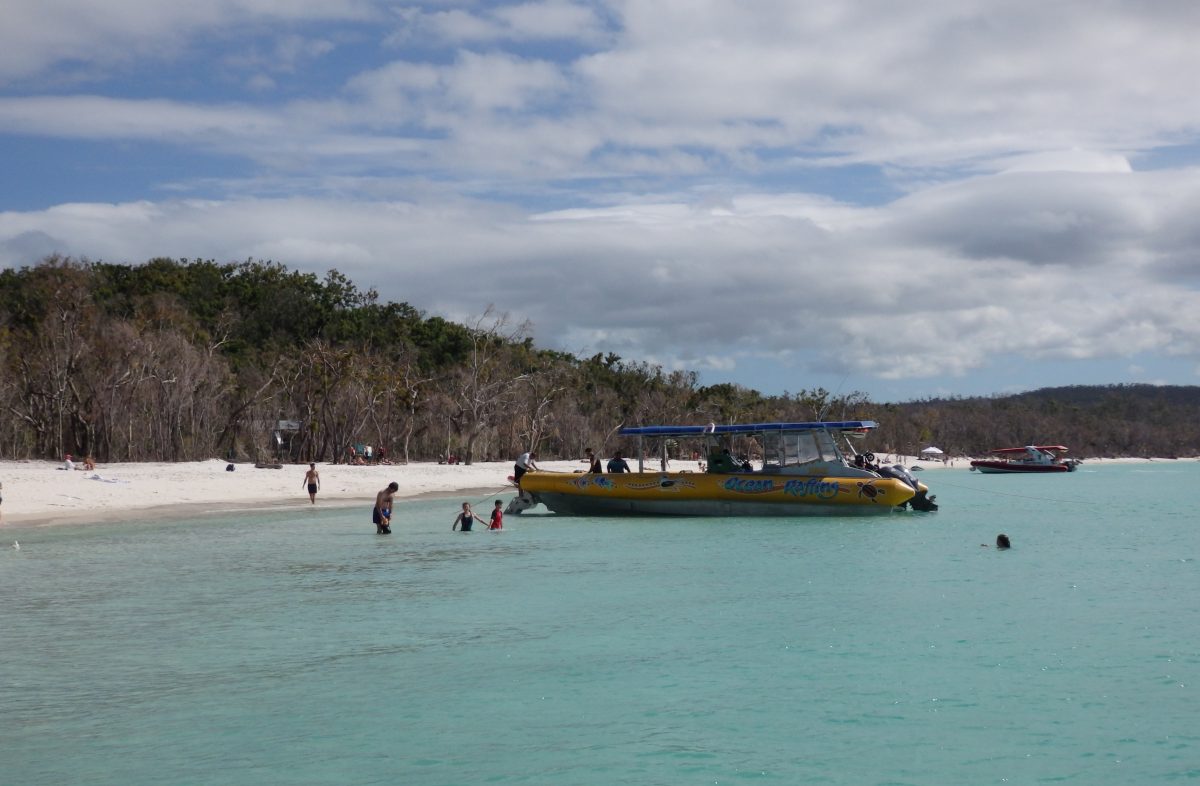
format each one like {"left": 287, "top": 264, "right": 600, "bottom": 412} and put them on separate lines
{"left": 970, "top": 445, "right": 1080, "bottom": 474}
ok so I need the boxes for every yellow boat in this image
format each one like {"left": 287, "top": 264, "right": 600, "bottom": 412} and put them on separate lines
{"left": 510, "top": 421, "right": 938, "bottom": 517}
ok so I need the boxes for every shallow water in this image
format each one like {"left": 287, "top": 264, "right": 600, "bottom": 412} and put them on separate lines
{"left": 3, "top": 464, "right": 1198, "bottom": 784}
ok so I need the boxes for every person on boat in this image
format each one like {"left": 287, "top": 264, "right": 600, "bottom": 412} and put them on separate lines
{"left": 514, "top": 451, "right": 539, "bottom": 486}
{"left": 489, "top": 500, "right": 504, "bottom": 530}
{"left": 373, "top": 482, "right": 399, "bottom": 533}
{"left": 302, "top": 462, "right": 320, "bottom": 504}
{"left": 452, "top": 501, "right": 486, "bottom": 532}
{"left": 606, "top": 451, "right": 631, "bottom": 473}
{"left": 707, "top": 447, "right": 739, "bottom": 473}
{"left": 584, "top": 448, "right": 603, "bottom": 473}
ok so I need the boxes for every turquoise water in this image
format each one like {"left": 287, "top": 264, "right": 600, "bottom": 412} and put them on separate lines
{"left": 3, "top": 464, "right": 1198, "bottom": 785}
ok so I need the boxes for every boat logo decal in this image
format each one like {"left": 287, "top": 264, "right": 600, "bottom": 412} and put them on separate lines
{"left": 855, "top": 481, "right": 884, "bottom": 502}
{"left": 627, "top": 475, "right": 696, "bottom": 492}
{"left": 568, "top": 475, "right": 616, "bottom": 490}
{"left": 724, "top": 477, "right": 777, "bottom": 494}
{"left": 781, "top": 478, "right": 841, "bottom": 499}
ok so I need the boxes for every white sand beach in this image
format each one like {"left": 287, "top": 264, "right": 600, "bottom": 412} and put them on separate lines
{"left": 0, "top": 458, "right": 586, "bottom": 527}
{"left": 0, "top": 453, "right": 1187, "bottom": 527}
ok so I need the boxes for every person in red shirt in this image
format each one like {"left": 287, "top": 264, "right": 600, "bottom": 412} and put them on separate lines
{"left": 489, "top": 500, "right": 504, "bottom": 530}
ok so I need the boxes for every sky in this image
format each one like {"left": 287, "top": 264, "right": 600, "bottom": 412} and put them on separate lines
{"left": 3, "top": 1, "right": 1200, "bottom": 403}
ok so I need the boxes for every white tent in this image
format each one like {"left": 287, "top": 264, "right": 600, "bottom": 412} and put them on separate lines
{"left": 920, "top": 446, "right": 944, "bottom": 455}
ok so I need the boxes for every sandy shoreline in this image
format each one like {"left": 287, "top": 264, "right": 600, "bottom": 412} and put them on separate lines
{"left": 1, "top": 454, "right": 1192, "bottom": 528}
{"left": 0, "top": 458, "right": 580, "bottom": 528}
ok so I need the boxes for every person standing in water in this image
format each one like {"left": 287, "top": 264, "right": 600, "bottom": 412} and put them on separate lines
{"left": 452, "top": 502, "right": 486, "bottom": 532}
{"left": 302, "top": 463, "right": 320, "bottom": 504}
{"left": 489, "top": 500, "right": 504, "bottom": 530}
{"left": 374, "top": 482, "right": 399, "bottom": 533}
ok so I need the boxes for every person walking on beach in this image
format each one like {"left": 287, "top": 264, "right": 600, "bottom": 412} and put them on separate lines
{"left": 374, "top": 482, "right": 399, "bottom": 534}
{"left": 489, "top": 499, "right": 504, "bottom": 530}
{"left": 513, "top": 451, "right": 539, "bottom": 487}
{"left": 303, "top": 463, "right": 320, "bottom": 504}
{"left": 452, "top": 502, "right": 486, "bottom": 532}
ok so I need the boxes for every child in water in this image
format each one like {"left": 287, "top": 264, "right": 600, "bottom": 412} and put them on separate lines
{"left": 452, "top": 502, "right": 486, "bottom": 532}
{"left": 489, "top": 500, "right": 504, "bottom": 530}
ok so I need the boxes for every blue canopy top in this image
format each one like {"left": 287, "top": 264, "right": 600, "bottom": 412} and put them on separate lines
{"left": 618, "top": 421, "right": 877, "bottom": 437}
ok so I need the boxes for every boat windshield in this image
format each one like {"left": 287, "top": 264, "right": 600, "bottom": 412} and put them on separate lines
{"left": 619, "top": 421, "right": 872, "bottom": 472}
{"left": 762, "top": 429, "right": 843, "bottom": 466}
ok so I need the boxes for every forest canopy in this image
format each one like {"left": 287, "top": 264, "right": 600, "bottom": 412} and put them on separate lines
{"left": 1, "top": 256, "right": 1198, "bottom": 463}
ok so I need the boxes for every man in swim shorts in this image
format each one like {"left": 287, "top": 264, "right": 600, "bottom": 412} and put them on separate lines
{"left": 374, "top": 482, "right": 399, "bottom": 533}
{"left": 302, "top": 463, "right": 320, "bottom": 504}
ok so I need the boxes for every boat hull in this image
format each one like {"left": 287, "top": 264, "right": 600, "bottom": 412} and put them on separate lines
{"left": 970, "top": 461, "right": 1074, "bottom": 474}
{"left": 518, "top": 471, "right": 921, "bottom": 517}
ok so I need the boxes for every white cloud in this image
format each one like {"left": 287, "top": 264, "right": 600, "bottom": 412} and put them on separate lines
{"left": 6, "top": 2, "right": 1200, "bottom": 187}
{"left": 0, "top": 0, "right": 377, "bottom": 84}
{"left": 4, "top": 2, "right": 1200, "bottom": 395}
{"left": 4, "top": 166, "right": 1200, "bottom": 386}
{"left": 388, "top": 1, "right": 610, "bottom": 46}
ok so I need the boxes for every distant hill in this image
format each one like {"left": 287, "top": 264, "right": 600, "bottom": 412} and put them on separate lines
{"left": 3, "top": 257, "right": 1197, "bottom": 462}
{"left": 874, "top": 384, "right": 1200, "bottom": 459}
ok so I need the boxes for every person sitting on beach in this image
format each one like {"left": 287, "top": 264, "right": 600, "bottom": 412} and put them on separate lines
{"left": 489, "top": 500, "right": 503, "bottom": 530}
{"left": 606, "top": 451, "right": 631, "bottom": 473}
{"left": 452, "top": 502, "right": 486, "bottom": 532}
{"left": 83, "top": 455, "right": 96, "bottom": 471}
{"left": 63, "top": 454, "right": 75, "bottom": 471}
{"left": 584, "top": 448, "right": 603, "bottom": 474}
{"left": 374, "top": 482, "right": 399, "bottom": 534}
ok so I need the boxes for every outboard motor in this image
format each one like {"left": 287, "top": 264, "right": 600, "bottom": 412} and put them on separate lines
{"left": 505, "top": 491, "right": 539, "bottom": 516}
{"left": 878, "top": 464, "right": 938, "bottom": 511}
{"left": 878, "top": 463, "right": 919, "bottom": 490}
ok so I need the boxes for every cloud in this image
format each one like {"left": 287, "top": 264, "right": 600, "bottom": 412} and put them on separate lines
{"left": 387, "top": 1, "right": 611, "bottom": 46}
{"left": 0, "top": 0, "right": 377, "bottom": 85}
{"left": 4, "top": 166, "right": 1199, "bottom": 386}
{"left": 4, "top": 2, "right": 1200, "bottom": 396}
{"left": 7, "top": 2, "right": 1200, "bottom": 182}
